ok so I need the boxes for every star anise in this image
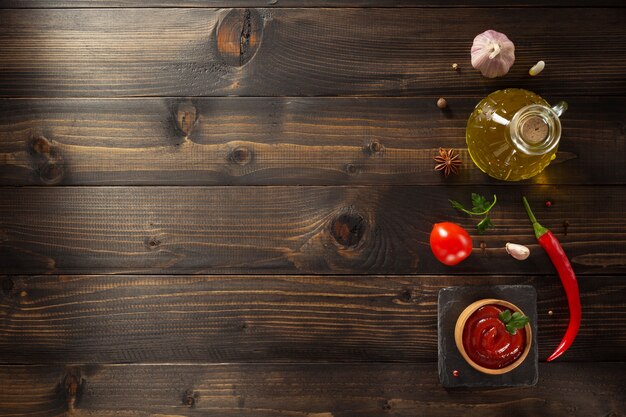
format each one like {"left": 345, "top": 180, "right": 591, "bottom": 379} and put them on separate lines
{"left": 434, "top": 147, "right": 461, "bottom": 177}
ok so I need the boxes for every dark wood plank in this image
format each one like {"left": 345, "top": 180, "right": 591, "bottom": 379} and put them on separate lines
{"left": 2, "top": 97, "right": 624, "bottom": 185}
{"left": 1, "top": 186, "right": 625, "bottom": 275}
{"left": 0, "top": 275, "right": 623, "bottom": 364}
{"left": 0, "top": 8, "right": 625, "bottom": 97}
{"left": 0, "top": 363, "right": 624, "bottom": 417}
{"left": 2, "top": 0, "right": 623, "bottom": 6}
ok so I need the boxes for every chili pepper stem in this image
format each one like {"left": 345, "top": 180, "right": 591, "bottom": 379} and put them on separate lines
{"left": 522, "top": 196, "right": 549, "bottom": 239}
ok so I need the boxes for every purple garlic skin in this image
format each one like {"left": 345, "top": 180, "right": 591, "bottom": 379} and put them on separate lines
{"left": 471, "top": 30, "right": 515, "bottom": 78}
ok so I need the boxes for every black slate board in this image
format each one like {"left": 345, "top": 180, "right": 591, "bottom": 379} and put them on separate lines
{"left": 438, "top": 285, "right": 538, "bottom": 388}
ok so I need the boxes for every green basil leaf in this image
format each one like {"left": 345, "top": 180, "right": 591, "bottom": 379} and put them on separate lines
{"left": 449, "top": 199, "right": 469, "bottom": 214}
{"left": 476, "top": 216, "right": 493, "bottom": 233}
{"left": 511, "top": 316, "right": 530, "bottom": 328}
{"left": 500, "top": 309, "right": 529, "bottom": 335}
{"left": 471, "top": 193, "right": 488, "bottom": 212}
{"left": 450, "top": 193, "right": 497, "bottom": 233}
{"left": 506, "top": 324, "right": 518, "bottom": 335}
{"left": 499, "top": 310, "right": 512, "bottom": 323}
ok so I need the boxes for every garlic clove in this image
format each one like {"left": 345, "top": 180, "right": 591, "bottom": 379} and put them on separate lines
{"left": 471, "top": 30, "right": 515, "bottom": 78}
{"left": 529, "top": 60, "right": 545, "bottom": 76}
{"left": 505, "top": 243, "right": 530, "bottom": 260}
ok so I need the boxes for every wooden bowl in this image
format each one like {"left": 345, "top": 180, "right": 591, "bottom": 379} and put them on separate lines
{"left": 454, "top": 298, "right": 532, "bottom": 375}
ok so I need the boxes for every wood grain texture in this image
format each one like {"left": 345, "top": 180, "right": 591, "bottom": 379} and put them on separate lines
{"left": 1, "top": 97, "right": 624, "bottom": 185}
{"left": 0, "top": 275, "right": 623, "bottom": 364}
{"left": 1, "top": 186, "right": 625, "bottom": 275}
{"left": 0, "top": 363, "right": 624, "bottom": 417}
{"left": 2, "top": 0, "right": 624, "bottom": 7}
{"left": 0, "top": 8, "right": 625, "bottom": 97}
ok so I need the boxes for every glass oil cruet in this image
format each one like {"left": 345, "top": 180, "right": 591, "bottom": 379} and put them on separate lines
{"left": 466, "top": 88, "right": 567, "bottom": 181}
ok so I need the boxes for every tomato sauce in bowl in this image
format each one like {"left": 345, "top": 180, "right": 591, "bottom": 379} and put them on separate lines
{"left": 462, "top": 304, "right": 526, "bottom": 369}
{"left": 454, "top": 298, "right": 532, "bottom": 375}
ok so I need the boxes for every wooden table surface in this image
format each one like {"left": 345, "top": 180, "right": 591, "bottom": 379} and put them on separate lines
{"left": 1, "top": 1, "right": 625, "bottom": 416}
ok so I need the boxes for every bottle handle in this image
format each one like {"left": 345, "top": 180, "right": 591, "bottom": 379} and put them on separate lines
{"left": 551, "top": 101, "right": 568, "bottom": 117}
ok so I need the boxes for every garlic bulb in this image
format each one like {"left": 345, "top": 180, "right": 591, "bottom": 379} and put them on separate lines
{"left": 505, "top": 243, "right": 530, "bottom": 261}
{"left": 471, "top": 30, "right": 515, "bottom": 78}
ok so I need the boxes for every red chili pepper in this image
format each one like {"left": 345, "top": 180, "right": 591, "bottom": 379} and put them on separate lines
{"left": 522, "top": 197, "right": 581, "bottom": 361}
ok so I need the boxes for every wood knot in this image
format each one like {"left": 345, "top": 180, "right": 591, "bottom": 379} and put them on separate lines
{"left": 175, "top": 102, "right": 197, "bottom": 136}
{"left": 29, "top": 136, "right": 65, "bottom": 185}
{"left": 61, "top": 371, "right": 84, "bottom": 412}
{"left": 182, "top": 390, "right": 197, "bottom": 408}
{"left": 368, "top": 140, "right": 383, "bottom": 154}
{"left": 230, "top": 146, "right": 252, "bottom": 166}
{"left": 345, "top": 164, "right": 358, "bottom": 175}
{"left": 31, "top": 136, "right": 51, "bottom": 155}
{"left": 145, "top": 237, "right": 162, "bottom": 250}
{"left": 39, "top": 162, "right": 64, "bottom": 185}
{"left": 400, "top": 289, "right": 412, "bottom": 302}
{"left": 479, "top": 241, "right": 487, "bottom": 256}
{"left": 381, "top": 400, "right": 391, "bottom": 411}
{"left": 217, "top": 8, "right": 263, "bottom": 67}
{"left": 331, "top": 212, "right": 365, "bottom": 248}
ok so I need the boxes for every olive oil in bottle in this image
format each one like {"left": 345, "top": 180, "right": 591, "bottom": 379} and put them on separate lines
{"left": 466, "top": 89, "right": 567, "bottom": 181}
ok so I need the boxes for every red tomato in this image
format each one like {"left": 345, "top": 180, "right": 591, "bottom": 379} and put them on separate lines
{"left": 430, "top": 222, "right": 473, "bottom": 266}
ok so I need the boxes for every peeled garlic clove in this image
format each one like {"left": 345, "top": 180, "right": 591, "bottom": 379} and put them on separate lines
{"left": 471, "top": 30, "right": 515, "bottom": 78}
{"left": 529, "top": 60, "right": 545, "bottom": 76}
{"left": 505, "top": 243, "right": 530, "bottom": 260}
